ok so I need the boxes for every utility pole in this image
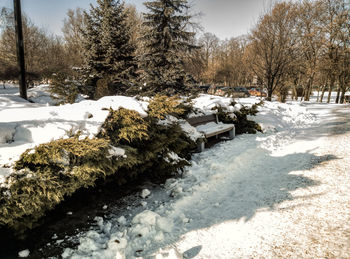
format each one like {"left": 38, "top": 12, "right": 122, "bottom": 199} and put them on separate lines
{"left": 13, "top": 0, "right": 27, "bottom": 100}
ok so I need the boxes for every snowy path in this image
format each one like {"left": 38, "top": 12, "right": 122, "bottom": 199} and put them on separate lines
{"left": 62, "top": 103, "right": 350, "bottom": 259}
{"left": 157, "top": 104, "right": 350, "bottom": 259}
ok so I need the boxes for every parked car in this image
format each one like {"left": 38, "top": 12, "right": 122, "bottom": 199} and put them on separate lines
{"left": 249, "top": 88, "right": 267, "bottom": 97}
{"left": 198, "top": 85, "right": 210, "bottom": 93}
{"left": 231, "top": 87, "right": 250, "bottom": 98}
{"left": 215, "top": 86, "right": 250, "bottom": 98}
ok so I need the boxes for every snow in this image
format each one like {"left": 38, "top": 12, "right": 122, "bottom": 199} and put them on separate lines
{"left": 141, "top": 189, "right": 151, "bottom": 199}
{"left": 178, "top": 121, "right": 203, "bottom": 142}
{"left": 164, "top": 152, "right": 186, "bottom": 165}
{"left": 107, "top": 146, "right": 126, "bottom": 159}
{"left": 56, "top": 96, "right": 350, "bottom": 258}
{"left": 0, "top": 86, "right": 148, "bottom": 169}
{"left": 18, "top": 249, "right": 30, "bottom": 258}
{"left": 2, "top": 85, "right": 350, "bottom": 258}
{"left": 195, "top": 121, "right": 234, "bottom": 137}
{"left": 191, "top": 94, "right": 237, "bottom": 114}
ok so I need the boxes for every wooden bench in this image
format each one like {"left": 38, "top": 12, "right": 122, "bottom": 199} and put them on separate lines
{"left": 187, "top": 114, "right": 235, "bottom": 152}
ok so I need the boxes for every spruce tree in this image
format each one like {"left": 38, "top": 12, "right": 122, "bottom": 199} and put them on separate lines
{"left": 141, "top": 0, "right": 197, "bottom": 95}
{"left": 82, "top": 0, "right": 137, "bottom": 99}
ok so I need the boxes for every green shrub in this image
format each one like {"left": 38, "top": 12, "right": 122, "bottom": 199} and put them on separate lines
{"left": 98, "top": 108, "right": 149, "bottom": 145}
{"left": 148, "top": 95, "right": 185, "bottom": 119}
{"left": 0, "top": 137, "right": 128, "bottom": 231}
{"left": 0, "top": 96, "right": 196, "bottom": 232}
{"left": 49, "top": 73, "right": 80, "bottom": 104}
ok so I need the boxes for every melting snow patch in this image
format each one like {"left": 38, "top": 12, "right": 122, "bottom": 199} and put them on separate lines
{"left": 107, "top": 146, "right": 126, "bottom": 159}
{"left": 179, "top": 121, "right": 203, "bottom": 142}
{"left": 18, "top": 249, "right": 30, "bottom": 258}
{"left": 0, "top": 123, "right": 16, "bottom": 144}
{"left": 117, "top": 216, "right": 127, "bottom": 225}
{"left": 164, "top": 152, "right": 186, "bottom": 165}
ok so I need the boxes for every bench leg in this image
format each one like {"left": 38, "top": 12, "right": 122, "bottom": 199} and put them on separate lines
{"left": 229, "top": 127, "right": 235, "bottom": 139}
{"left": 197, "top": 140, "right": 205, "bottom": 152}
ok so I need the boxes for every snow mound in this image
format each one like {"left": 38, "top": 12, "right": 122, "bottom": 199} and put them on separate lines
{"left": 191, "top": 94, "right": 234, "bottom": 114}
{"left": 254, "top": 101, "right": 316, "bottom": 132}
{"left": 0, "top": 123, "right": 16, "bottom": 144}
{"left": 125, "top": 211, "right": 174, "bottom": 256}
{"left": 0, "top": 95, "right": 148, "bottom": 168}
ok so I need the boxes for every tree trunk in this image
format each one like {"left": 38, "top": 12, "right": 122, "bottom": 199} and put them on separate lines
{"left": 327, "top": 76, "right": 335, "bottom": 103}
{"left": 292, "top": 84, "right": 297, "bottom": 101}
{"left": 340, "top": 88, "right": 346, "bottom": 104}
{"left": 335, "top": 85, "right": 341, "bottom": 104}
{"left": 320, "top": 84, "right": 327, "bottom": 103}
{"left": 316, "top": 86, "right": 320, "bottom": 102}
{"left": 339, "top": 74, "right": 347, "bottom": 104}
{"left": 267, "top": 87, "right": 273, "bottom": 101}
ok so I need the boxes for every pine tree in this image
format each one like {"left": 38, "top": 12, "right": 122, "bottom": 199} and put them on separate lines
{"left": 82, "top": 0, "right": 137, "bottom": 99}
{"left": 141, "top": 0, "right": 197, "bottom": 95}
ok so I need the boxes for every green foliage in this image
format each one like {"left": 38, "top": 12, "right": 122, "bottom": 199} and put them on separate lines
{"left": 94, "top": 77, "right": 111, "bottom": 100}
{"left": 15, "top": 137, "right": 111, "bottom": 170}
{"left": 1, "top": 137, "right": 126, "bottom": 232}
{"left": 216, "top": 101, "right": 263, "bottom": 135}
{"left": 99, "top": 108, "right": 149, "bottom": 145}
{"left": 141, "top": 0, "right": 198, "bottom": 95}
{"left": 1, "top": 100, "right": 196, "bottom": 232}
{"left": 148, "top": 95, "right": 185, "bottom": 119}
{"left": 82, "top": 0, "right": 137, "bottom": 98}
{"left": 49, "top": 73, "right": 80, "bottom": 104}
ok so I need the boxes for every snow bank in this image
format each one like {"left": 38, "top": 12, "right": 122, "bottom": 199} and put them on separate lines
{"left": 253, "top": 101, "right": 316, "bottom": 133}
{"left": 191, "top": 94, "right": 237, "bottom": 115}
{"left": 0, "top": 92, "right": 148, "bottom": 167}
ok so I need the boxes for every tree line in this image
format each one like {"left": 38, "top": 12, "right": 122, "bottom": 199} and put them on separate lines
{"left": 0, "top": 0, "right": 349, "bottom": 102}
{"left": 189, "top": 0, "right": 349, "bottom": 103}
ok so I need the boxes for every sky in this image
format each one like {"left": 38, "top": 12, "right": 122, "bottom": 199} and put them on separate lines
{"left": 0, "top": 0, "right": 271, "bottom": 40}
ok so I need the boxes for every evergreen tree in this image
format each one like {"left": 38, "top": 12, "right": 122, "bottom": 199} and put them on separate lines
{"left": 82, "top": 0, "right": 137, "bottom": 99}
{"left": 141, "top": 0, "right": 197, "bottom": 95}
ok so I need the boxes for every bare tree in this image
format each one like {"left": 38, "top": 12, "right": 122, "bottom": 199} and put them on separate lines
{"left": 0, "top": 10, "right": 67, "bottom": 83}
{"left": 198, "top": 32, "right": 220, "bottom": 84}
{"left": 248, "top": 2, "right": 298, "bottom": 101}
{"left": 62, "top": 8, "right": 86, "bottom": 69}
{"left": 296, "top": 0, "right": 325, "bottom": 101}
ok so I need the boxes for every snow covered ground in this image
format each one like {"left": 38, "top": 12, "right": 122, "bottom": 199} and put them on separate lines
{"left": 1, "top": 85, "right": 350, "bottom": 258}
{"left": 58, "top": 99, "right": 350, "bottom": 259}
{"left": 61, "top": 100, "right": 348, "bottom": 258}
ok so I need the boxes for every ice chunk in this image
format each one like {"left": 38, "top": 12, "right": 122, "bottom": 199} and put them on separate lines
{"left": 18, "top": 249, "right": 30, "bottom": 258}
{"left": 141, "top": 189, "right": 151, "bottom": 198}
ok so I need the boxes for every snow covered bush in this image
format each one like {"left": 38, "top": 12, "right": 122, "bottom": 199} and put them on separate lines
{"left": 216, "top": 101, "right": 263, "bottom": 134}
{"left": 0, "top": 96, "right": 195, "bottom": 232}
{"left": 0, "top": 137, "right": 123, "bottom": 232}
{"left": 98, "top": 108, "right": 150, "bottom": 144}
{"left": 98, "top": 96, "right": 195, "bottom": 178}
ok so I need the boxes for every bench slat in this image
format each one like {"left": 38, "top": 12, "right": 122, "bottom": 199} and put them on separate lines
{"left": 203, "top": 125, "right": 235, "bottom": 138}
{"left": 187, "top": 114, "right": 217, "bottom": 127}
